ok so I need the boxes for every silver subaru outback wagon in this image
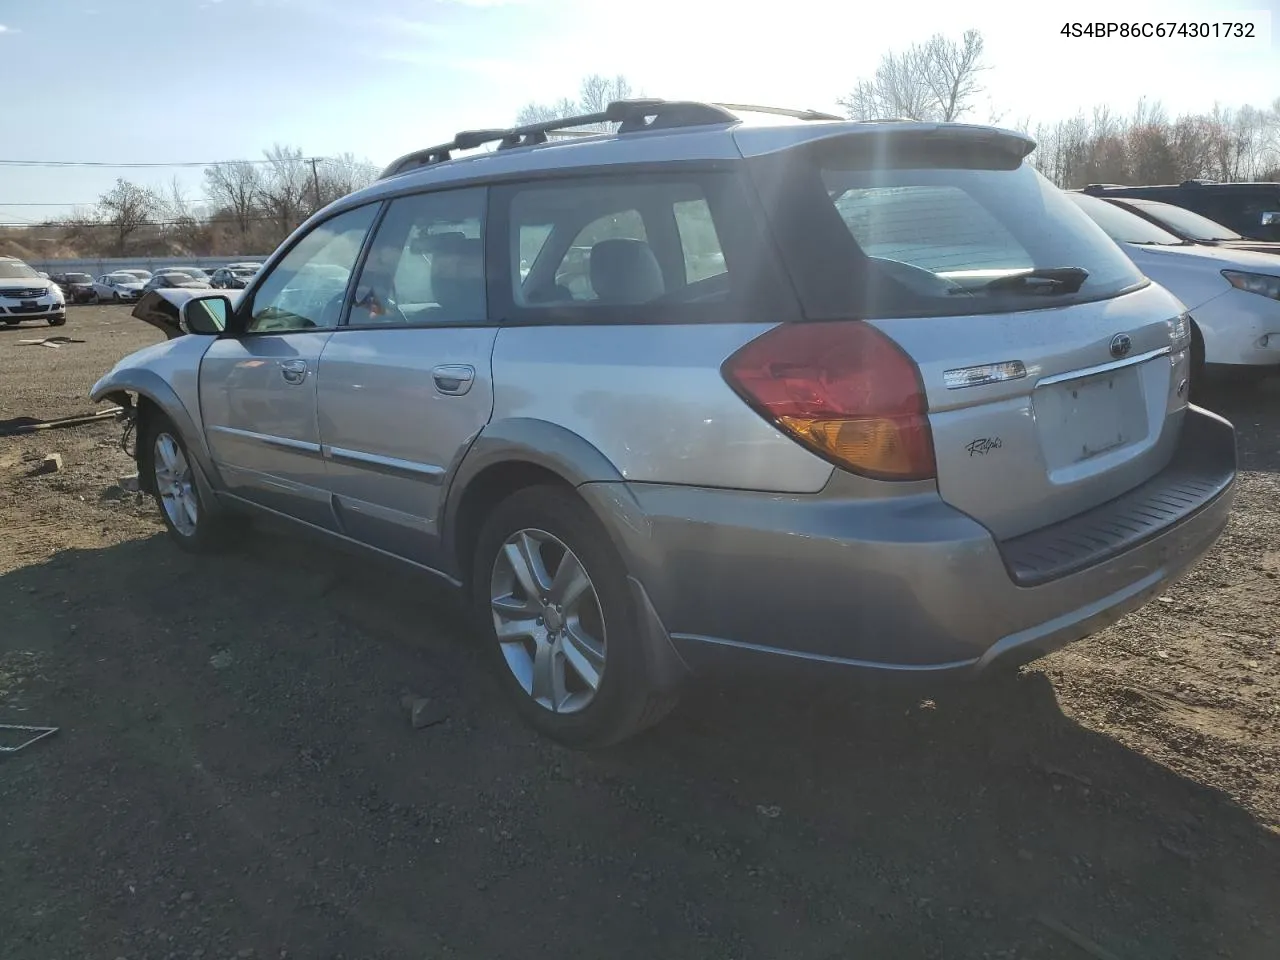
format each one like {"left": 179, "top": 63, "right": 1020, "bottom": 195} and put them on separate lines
{"left": 92, "top": 99, "right": 1236, "bottom": 747}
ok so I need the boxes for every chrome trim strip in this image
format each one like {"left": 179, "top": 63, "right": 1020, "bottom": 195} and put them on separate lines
{"left": 322, "top": 444, "right": 445, "bottom": 484}
{"left": 206, "top": 424, "right": 323, "bottom": 455}
{"left": 670, "top": 633, "right": 978, "bottom": 672}
{"left": 1036, "top": 345, "right": 1170, "bottom": 387}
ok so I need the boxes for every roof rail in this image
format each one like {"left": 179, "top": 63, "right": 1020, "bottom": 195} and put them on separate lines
{"left": 1081, "top": 183, "right": 1127, "bottom": 193}
{"left": 379, "top": 99, "right": 738, "bottom": 179}
{"left": 855, "top": 117, "right": 922, "bottom": 124}
{"left": 713, "top": 103, "right": 844, "bottom": 121}
{"left": 1181, "top": 178, "right": 1215, "bottom": 186}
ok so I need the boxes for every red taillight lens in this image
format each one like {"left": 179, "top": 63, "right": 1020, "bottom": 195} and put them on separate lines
{"left": 721, "top": 321, "right": 935, "bottom": 481}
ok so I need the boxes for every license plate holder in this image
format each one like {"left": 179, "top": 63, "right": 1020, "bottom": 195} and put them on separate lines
{"left": 1038, "top": 367, "right": 1147, "bottom": 465}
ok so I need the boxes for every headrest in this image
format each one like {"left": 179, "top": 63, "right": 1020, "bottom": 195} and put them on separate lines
{"left": 588, "top": 238, "right": 664, "bottom": 304}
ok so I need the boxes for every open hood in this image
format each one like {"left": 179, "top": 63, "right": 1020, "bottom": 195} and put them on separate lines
{"left": 131, "top": 287, "right": 243, "bottom": 339}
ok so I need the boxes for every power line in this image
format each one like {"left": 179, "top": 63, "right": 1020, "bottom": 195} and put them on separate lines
{"left": 0, "top": 157, "right": 331, "bottom": 168}
{"left": 0, "top": 199, "right": 215, "bottom": 206}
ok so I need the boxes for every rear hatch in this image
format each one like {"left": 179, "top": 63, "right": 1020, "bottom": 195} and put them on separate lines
{"left": 741, "top": 124, "right": 1191, "bottom": 540}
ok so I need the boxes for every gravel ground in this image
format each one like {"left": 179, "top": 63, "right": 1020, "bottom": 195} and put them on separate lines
{"left": 2, "top": 306, "right": 1278, "bottom": 960}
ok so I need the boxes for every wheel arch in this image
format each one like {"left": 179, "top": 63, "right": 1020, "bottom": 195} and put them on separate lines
{"left": 90, "top": 368, "right": 222, "bottom": 506}
{"left": 443, "top": 418, "right": 688, "bottom": 694}
{"left": 441, "top": 418, "right": 649, "bottom": 588}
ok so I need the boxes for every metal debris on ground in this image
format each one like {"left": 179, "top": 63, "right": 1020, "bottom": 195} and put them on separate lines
{"left": 0, "top": 407, "right": 121, "bottom": 438}
{"left": 401, "top": 694, "right": 448, "bottom": 729}
{"left": 0, "top": 723, "right": 59, "bottom": 755}
{"left": 15, "top": 335, "right": 87, "bottom": 348}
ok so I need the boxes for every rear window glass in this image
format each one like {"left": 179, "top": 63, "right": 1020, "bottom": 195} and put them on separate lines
{"left": 1126, "top": 200, "right": 1242, "bottom": 241}
{"left": 1067, "top": 194, "right": 1185, "bottom": 245}
{"left": 768, "top": 142, "right": 1148, "bottom": 319}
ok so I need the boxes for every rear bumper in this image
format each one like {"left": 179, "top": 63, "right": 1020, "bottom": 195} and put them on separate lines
{"left": 595, "top": 406, "right": 1235, "bottom": 676}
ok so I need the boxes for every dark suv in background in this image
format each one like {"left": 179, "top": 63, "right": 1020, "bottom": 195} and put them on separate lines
{"left": 1082, "top": 180, "right": 1280, "bottom": 242}
{"left": 51, "top": 272, "right": 96, "bottom": 303}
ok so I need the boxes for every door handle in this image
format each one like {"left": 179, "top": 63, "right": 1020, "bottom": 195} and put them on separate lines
{"left": 279, "top": 359, "right": 308, "bottom": 385}
{"left": 431, "top": 364, "right": 475, "bottom": 396}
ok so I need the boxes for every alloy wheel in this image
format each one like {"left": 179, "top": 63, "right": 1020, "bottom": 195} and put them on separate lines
{"left": 490, "top": 528, "right": 607, "bottom": 714}
{"left": 153, "top": 432, "right": 198, "bottom": 537}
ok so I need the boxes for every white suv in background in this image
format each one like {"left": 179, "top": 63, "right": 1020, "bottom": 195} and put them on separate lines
{"left": 0, "top": 256, "right": 66, "bottom": 327}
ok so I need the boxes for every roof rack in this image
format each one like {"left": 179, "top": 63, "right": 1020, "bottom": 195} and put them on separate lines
{"left": 1180, "top": 178, "right": 1216, "bottom": 186}
{"left": 1081, "top": 183, "right": 1127, "bottom": 193}
{"left": 380, "top": 99, "right": 739, "bottom": 179}
{"left": 712, "top": 103, "right": 844, "bottom": 121}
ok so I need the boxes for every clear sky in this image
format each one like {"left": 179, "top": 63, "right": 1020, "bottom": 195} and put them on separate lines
{"left": 0, "top": 0, "right": 1276, "bottom": 224}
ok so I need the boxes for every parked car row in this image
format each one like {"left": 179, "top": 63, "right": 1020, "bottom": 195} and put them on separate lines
{"left": 93, "top": 101, "right": 1250, "bottom": 748}
{"left": 46, "top": 263, "right": 263, "bottom": 304}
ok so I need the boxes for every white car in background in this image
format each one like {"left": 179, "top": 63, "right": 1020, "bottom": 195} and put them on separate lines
{"left": 92, "top": 272, "right": 147, "bottom": 303}
{"left": 0, "top": 255, "right": 66, "bottom": 326}
{"left": 1068, "top": 192, "right": 1280, "bottom": 387}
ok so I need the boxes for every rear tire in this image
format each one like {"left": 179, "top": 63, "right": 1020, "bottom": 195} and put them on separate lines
{"left": 471, "top": 485, "right": 677, "bottom": 748}
{"left": 140, "top": 413, "right": 239, "bottom": 553}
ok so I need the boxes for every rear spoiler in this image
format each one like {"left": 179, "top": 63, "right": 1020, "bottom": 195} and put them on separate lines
{"left": 733, "top": 122, "right": 1037, "bottom": 163}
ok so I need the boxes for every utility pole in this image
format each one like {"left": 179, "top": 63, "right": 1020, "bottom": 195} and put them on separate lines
{"left": 310, "top": 157, "right": 322, "bottom": 212}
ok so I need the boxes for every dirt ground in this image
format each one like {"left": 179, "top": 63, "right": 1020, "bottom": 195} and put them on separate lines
{"left": 1, "top": 306, "right": 1277, "bottom": 960}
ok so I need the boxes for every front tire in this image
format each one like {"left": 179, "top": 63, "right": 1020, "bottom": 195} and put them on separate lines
{"left": 471, "top": 485, "right": 676, "bottom": 748}
{"left": 112, "top": 291, "right": 121, "bottom": 303}
{"left": 140, "top": 414, "right": 236, "bottom": 553}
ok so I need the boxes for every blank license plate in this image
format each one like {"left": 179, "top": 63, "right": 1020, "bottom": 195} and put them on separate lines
{"left": 1041, "top": 368, "right": 1147, "bottom": 464}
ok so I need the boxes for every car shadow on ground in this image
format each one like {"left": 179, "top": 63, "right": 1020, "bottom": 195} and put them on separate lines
{"left": 1198, "top": 378, "right": 1280, "bottom": 474}
{"left": 2, "top": 525, "right": 1278, "bottom": 960}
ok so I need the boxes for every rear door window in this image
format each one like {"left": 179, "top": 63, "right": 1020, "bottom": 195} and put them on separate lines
{"left": 493, "top": 171, "right": 790, "bottom": 324}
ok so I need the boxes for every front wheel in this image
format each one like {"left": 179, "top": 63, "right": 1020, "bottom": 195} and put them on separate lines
{"left": 471, "top": 485, "right": 677, "bottom": 748}
{"left": 112, "top": 292, "right": 121, "bottom": 303}
{"left": 141, "top": 415, "right": 237, "bottom": 553}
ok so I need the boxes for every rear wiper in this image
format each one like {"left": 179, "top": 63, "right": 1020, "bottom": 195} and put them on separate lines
{"left": 967, "top": 267, "right": 1090, "bottom": 295}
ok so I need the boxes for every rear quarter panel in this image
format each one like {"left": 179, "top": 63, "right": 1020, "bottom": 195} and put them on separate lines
{"left": 489, "top": 323, "right": 836, "bottom": 492}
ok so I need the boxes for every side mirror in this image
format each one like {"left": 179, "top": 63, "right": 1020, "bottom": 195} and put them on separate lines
{"left": 179, "top": 294, "right": 231, "bottom": 335}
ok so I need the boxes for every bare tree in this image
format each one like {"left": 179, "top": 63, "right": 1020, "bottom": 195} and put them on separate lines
{"left": 515, "top": 75, "right": 638, "bottom": 131}
{"left": 97, "top": 178, "right": 159, "bottom": 256}
{"left": 317, "top": 153, "right": 380, "bottom": 205}
{"left": 203, "top": 160, "right": 261, "bottom": 238}
{"left": 515, "top": 97, "right": 578, "bottom": 127}
{"left": 258, "top": 144, "right": 312, "bottom": 245}
{"left": 163, "top": 176, "right": 211, "bottom": 255}
{"left": 839, "top": 30, "right": 988, "bottom": 122}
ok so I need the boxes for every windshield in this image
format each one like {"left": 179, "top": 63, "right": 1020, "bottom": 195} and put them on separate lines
{"left": 0, "top": 261, "right": 41, "bottom": 279}
{"left": 231, "top": 268, "right": 257, "bottom": 277}
{"left": 1066, "top": 193, "right": 1186, "bottom": 245}
{"left": 65, "top": 273, "right": 93, "bottom": 283}
{"left": 785, "top": 142, "right": 1147, "bottom": 317}
{"left": 1125, "top": 199, "right": 1245, "bottom": 241}
{"left": 108, "top": 274, "right": 138, "bottom": 283}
